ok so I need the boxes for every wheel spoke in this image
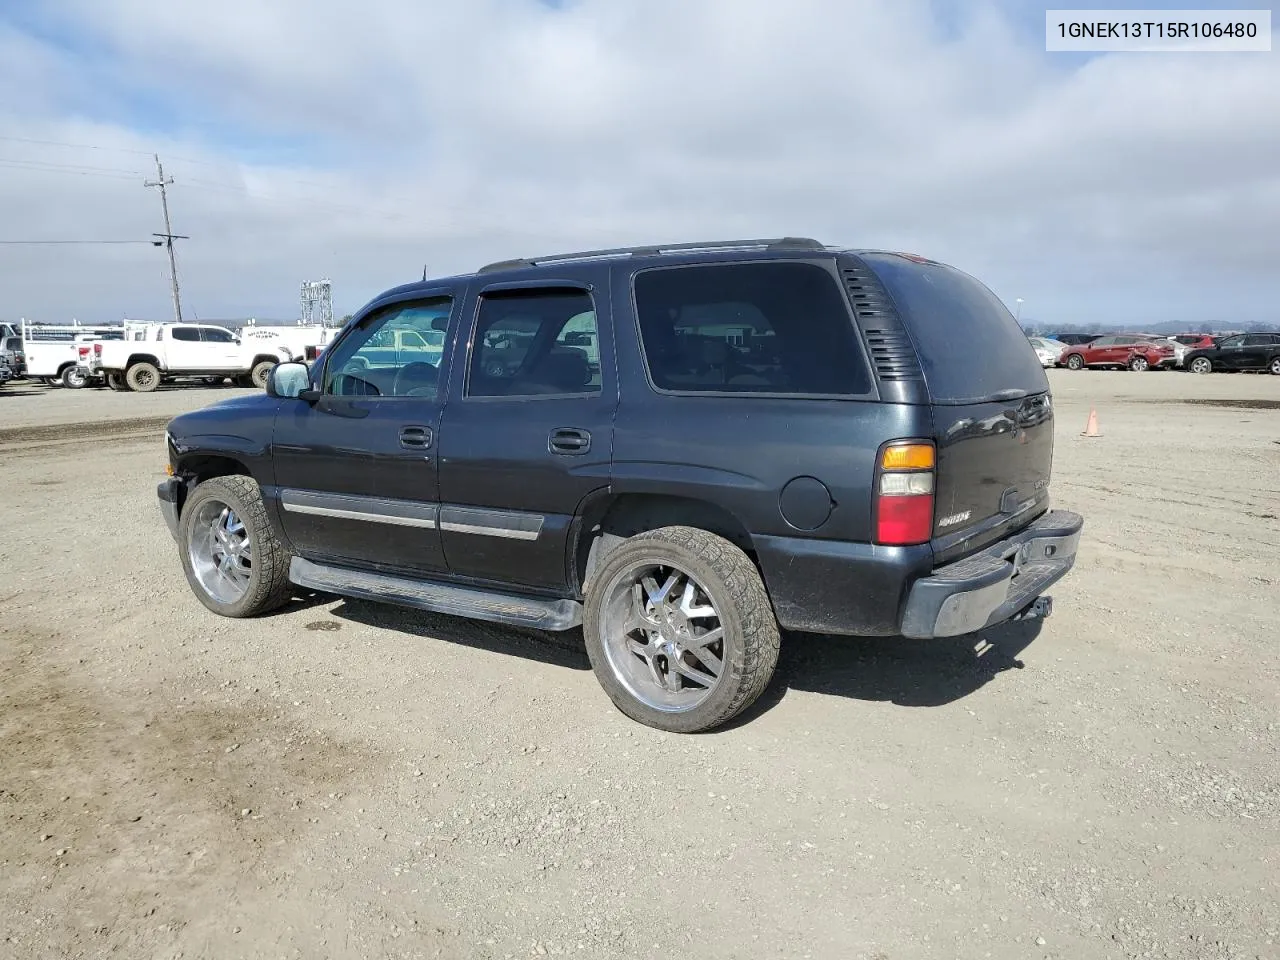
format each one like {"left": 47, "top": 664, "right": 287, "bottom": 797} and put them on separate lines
{"left": 684, "top": 641, "right": 723, "bottom": 676}
{"left": 672, "top": 656, "right": 714, "bottom": 688}
{"left": 679, "top": 581, "right": 717, "bottom": 620}
{"left": 645, "top": 654, "right": 667, "bottom": 691}
{"left": 647, "top": 570, "right": 680, "bottom": 606}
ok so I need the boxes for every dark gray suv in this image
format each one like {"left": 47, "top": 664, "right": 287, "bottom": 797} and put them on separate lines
{"left": 158, "top": 237, "right": 1083, "bottom": 732}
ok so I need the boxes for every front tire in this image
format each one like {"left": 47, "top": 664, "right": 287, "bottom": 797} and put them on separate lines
{"left": 1065, "top": 353, "right": 1084, "bottom": 370}
{"left": 1270, "top": 357, "right": 1280, "bottom": 376}
{"left": 583, "top": 526, "right": 780, "bottom": 733}
{"left": 126, "top": 361, "right": 160, "bottom": 392}
{"left": 1128, "top": 355, "right": 1149, "bottom": 372}
{"left": 178, "top": 475, "right": 292, "bottom": 618}
{"left": 1189, "top": 357, "right": 1213, "bottom": 375}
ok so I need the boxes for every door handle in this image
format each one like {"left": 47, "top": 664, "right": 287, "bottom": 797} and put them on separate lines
{"left": 548, "top": 427, "right": 591, "bottom": 455}
{"left": 399, "top": 425, "right": 433, "bottom": 449}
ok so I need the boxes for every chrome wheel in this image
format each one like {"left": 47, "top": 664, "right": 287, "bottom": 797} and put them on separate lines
{"left": 1270, "top": 357, "right": 1280, "bottom": 375}
{"left": 187, "top": 499, "right": 253, "bottom": 604}
{"left": 1190, "top": 357, "right": 1212, "bottom": 374}
{"left": 600, "top": 561, "right": 726, "bottom": 713}
{"left": 1129, "top": 355, "right": 1149, "bottom": 371}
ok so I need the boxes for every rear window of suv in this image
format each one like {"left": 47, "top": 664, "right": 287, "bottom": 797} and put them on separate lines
{"left": 633, "top": 261, "right": 872, "bottom": 396}
{"left": 860, "top": 253, "right": 1049, "bottom": 404}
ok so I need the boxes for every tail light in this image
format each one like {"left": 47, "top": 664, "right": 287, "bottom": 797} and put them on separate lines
{"left": 94, "top": 343, "right": 102, "bottom": 356}
{"left": 874, "top": 440, "right": 935, "bottom": 546}
{"left": 78, "top": 346, "right": 90, "bottom": 359}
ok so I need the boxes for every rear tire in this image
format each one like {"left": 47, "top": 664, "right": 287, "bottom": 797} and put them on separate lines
{"left": 178, "top": 476, "right": 293, "bottom": 618}
{"left": 1189, "top": 357, "right": 1213, "bottom": 375}
{"left": 1065, "top": 353, "right": 1084, "bottom": 370}
{"left": 250, "top": 360, "right": 276, "bottom": 390}
{"left": 106, "top": 372, "right": 127, "bottom": 392}
{"left": 583, "top": 525, "right": 780, "bottom": 733}
{"left": 1128, "top": 355, "right": 1149, "bottom": 372}
{"left": 1270, "top": 357, "right": 1280, "bottom": 376}
{"left": 60, "top": 366, "right": 88, "bottom": 389}
{"left": 126, "top": 361, "right": 161, "bottom": 392}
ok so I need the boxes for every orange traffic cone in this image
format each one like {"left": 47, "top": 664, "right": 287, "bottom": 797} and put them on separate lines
{"left": 1081, "top": 408, "right": 1101, "bottom": 437}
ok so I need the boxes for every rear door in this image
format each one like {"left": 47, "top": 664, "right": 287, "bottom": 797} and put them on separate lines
{"left": 858, "top": 253, "right": 1054, "bottom": 562}
{"left": 165, "top": 325, "right": 208, "bottom": 369}
{"left": 1239, "top": 334, "right": 1277, "bottom": 369}
{"left": 435, "top": 270, "right": 615, "bottom": 593}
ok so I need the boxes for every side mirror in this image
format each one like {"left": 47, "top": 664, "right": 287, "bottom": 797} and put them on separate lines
{"left": 265, "top": 361, "right": 314, "bottom": 400}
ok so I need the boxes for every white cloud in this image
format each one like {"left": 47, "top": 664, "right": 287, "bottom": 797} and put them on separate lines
{"left": 0, "top": 0, "right": 1276, "bottom": 326}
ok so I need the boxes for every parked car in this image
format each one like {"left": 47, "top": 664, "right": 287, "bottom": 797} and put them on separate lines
{"left": 0, "top": 335, "right": 25, "bottom": 377}
{"left": 87, "top": 322, "right": 293, "bottom": 391}
{"left": 1184, "top": 333, "right": 1280, "bottom": 375}
{"left": 1060, "top": 334, "right": 1176, "bottom": 371}
{"left": 1170, "top": 333, "right": 1217, "bottom": 350}
{"left": 1045, "top": 332, "right": 1101, "bottom": 346}
{"left": 157, "top": 237, "right": 1084, "bottom": 733}
{"left": 0, "top": 356, "right": 13, "bottom": 387}
{"left": 1027, "top": 336, "right": 1067, "bottom": 368}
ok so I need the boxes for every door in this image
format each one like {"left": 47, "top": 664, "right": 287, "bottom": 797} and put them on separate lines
{"left": 200, "top": 326, "right": 245, "bottom": 370}
{"left": 1238, "top": 334, "right": 1276, "bottom": 369}
{"left": 165, "top": 325, "right": 208, "bottom": 369}
{"left": 1212, "top": 335, "right": 1246, "bottom": 369}
{"left": 270, "top": 293, "right": 457, "bottom": 576}
{"left": 436, "top": 274, "right": 615, "bottom": 593}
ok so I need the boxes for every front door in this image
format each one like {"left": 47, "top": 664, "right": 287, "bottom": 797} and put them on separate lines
{"left": 200, "top": 326, "right": 245, "bottom": 370}
{"left": 436, "top": 274, "right": 615, "bottom": 593}
{"left": 270, "top": 293, "right": 457, "bottom": 576}
{"left": 1213, "top": 335, "right": 1247, "bottom": 369}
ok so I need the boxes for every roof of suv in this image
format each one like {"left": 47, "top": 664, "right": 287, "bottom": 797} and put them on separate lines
{"left": 374, "top": 238, "right": 942, "bottom": 304}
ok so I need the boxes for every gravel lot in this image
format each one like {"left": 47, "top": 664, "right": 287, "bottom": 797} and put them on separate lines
{"left": 2, "top": 371, "right": 1277, "bottom": 960}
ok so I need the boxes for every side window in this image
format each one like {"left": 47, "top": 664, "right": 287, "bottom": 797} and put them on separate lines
{"left": 1244, "top": 335, "right": 1271, "bottom": 346}
{"left": 467, "top": 289, "right": 600, "bottom": 398}
{"left": 322, "top": 297, "right": 453, "bottom": 398}
{"left": 1092, "top": 337, "right": 1114, "bottom": 347}
{"left": 170, "top": 327, "right": 200, "bottom": 342}
{"left": 1218, "top": 335, "right": 1244, "bottom": 348}
{"left": 633, "top": 261, "right": 871, "bottom": 395}
{"left": 202, "top": 328, "right": 236, "bottom": 343}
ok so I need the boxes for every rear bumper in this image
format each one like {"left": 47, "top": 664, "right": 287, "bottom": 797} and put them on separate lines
{"left": 157, "top": 477, "right": 182, "bottom": 540}
{"left": 899, "top": 509, "right": 1083, "bottom": 639}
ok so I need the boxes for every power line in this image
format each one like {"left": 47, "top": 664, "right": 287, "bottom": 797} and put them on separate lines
{"left": 0, "top": 239, "right": 162, "bottom": 245}
{"left": 0, "top": 134, "right": 157, "bottom": 156}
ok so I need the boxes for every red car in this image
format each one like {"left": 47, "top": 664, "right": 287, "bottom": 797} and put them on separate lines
{"left": 1170, "top": 334, "right": 1217, "bottom": 351}
{"left": 1060, "top": 335, "right": 1176, "bottom": 371}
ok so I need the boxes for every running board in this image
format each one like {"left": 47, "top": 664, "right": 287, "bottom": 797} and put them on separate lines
{"left": 288, "top": 557, "right": 583, "bottom": 631}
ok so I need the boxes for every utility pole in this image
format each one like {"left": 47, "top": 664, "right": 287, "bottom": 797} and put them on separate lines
{"left": 145, "top": 154, "right": 187, "bottom": 322}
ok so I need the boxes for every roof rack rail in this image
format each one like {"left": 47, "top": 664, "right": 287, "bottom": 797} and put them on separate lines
{"left": 477, "top": 237, "right": 827, "bottom": 274}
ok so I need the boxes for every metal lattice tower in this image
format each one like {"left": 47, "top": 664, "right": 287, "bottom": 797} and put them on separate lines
{"left": 300, "top": 279, "right": 333, "bottom": 326}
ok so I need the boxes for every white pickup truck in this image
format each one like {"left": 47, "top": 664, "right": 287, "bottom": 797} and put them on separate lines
{"left": 20, "top": 322, "right": 125, "bottom": 388}
{"left": 87, "top": 322, "right": 293, "bottom": 392}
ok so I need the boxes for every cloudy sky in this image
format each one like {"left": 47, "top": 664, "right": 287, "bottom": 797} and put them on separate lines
{"left": 1, "top": 0, "right": 1276, "bottom": 327}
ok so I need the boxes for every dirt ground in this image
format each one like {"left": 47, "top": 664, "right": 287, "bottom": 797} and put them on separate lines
{"left": 2, "top": 370, "right": 1277, "bottom": 960}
